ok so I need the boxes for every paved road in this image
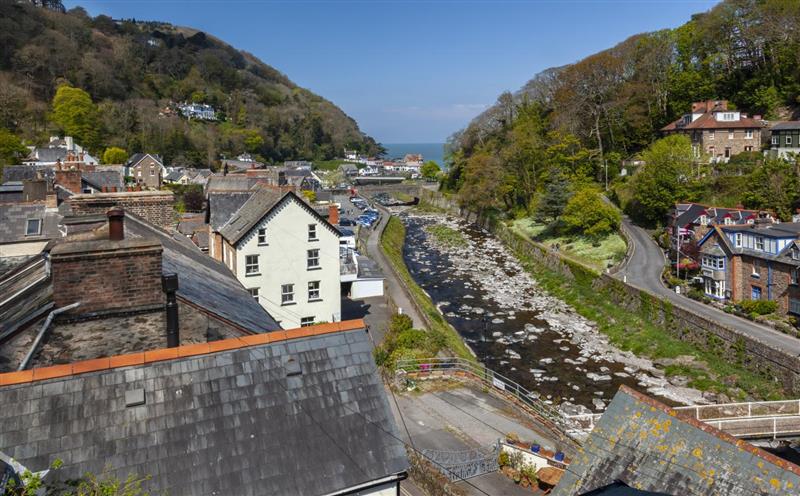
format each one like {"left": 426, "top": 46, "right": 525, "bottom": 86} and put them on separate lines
{"left": 364, "top": 203, "right": 425, "bottom": 329}
{"left": 617, "top": 217, "right": 800, "bottom": 355}
{"left": 390, "top": 385, "right": 557, "bottom": 496}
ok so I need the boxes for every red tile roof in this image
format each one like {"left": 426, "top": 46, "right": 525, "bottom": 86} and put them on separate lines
{"left": 662, "top": 112, "right": 762, "bottom": 131}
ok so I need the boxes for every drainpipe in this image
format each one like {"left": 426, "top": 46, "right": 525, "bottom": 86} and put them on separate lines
{"left": 18, "top": 302, "right": 80, "bottom": 371}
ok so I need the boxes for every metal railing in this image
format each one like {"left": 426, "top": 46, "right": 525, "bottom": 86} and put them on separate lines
{"left": 565, "top": 399, "right": 800, "bottom": 440}
{"left": 395, "top": 357, "right": 579, "bottom": 434}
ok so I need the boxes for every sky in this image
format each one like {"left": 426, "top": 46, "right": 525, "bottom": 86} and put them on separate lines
{"left": 64, "top": 0, "right": 718, "bottom": 144}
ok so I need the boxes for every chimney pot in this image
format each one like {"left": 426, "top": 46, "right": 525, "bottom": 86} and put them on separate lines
{"left": 107, "top": 206, "right": 125, "bottom": 241}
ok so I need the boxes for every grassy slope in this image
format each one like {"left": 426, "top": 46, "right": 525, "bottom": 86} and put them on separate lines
{"left": 380, "top": 216, "right": 475, "bottom": 362}
{"left": 512, "top": 218, "right": 626, "bottom": 272}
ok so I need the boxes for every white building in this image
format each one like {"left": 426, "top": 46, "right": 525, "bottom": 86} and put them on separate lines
{"left": 210, "top": 189, "right": 342, "bottom": 328}
{"left": 23, "top": 136, "right": 99, "bottom": 167}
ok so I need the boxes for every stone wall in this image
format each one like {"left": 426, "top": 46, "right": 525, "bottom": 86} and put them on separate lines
{"left": 51, "top": 238, "right": 164, "bottom": 316}
{"left": 68, "top": 191, "right": 175, "bottom": 230}
{"left": 418, "top": 188, "right": 800, "bottom": 394}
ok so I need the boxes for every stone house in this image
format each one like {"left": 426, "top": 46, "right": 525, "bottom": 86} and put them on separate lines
{"left": 667, "top": 202, "right": 772, "bottom": 249}
{"left": 661, "top": 100, "right": 764, "bottom": 162}
{"left": 127, "top": 153, "right": 166, "bottom": 189}
{"left": 697, "top": 222, "right": 800, "bottom": 315}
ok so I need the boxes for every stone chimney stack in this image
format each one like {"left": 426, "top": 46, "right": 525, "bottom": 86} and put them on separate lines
{"left": 50, "top": 208, "right": 164, "bottom": 318}
{"left": 55, "top": 166, "right": 82, "bottom": 194}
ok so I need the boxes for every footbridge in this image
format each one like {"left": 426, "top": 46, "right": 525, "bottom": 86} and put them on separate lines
{"left": 396, "top": 358, "right": 800, "bottom": 442}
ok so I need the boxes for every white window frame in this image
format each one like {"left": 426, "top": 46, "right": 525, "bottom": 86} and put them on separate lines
{"left": 772, "top": 135, "right": 779, "bottom": 145}
{"left": 25, "top": 218, "right": 42, "bottom": 236}
{"left": 281, "top": 283, "right": 295, "bottom": 305}
{"left": 708, "top": 130, "right": 715, "bottom": 141}
{"left": 724, "top": 217, "right": 733, "bottom": 225}
{"left": 248, "top": 287, "right": 259, "bottom": 300}
{"left": 257, "top": 228, "right": 267, "bottom": 245}
{"left": 245, "top": 254, "right": 260, "bottom": 275}
{"left": 699, "top": 215, "right": 707, "bottom": 226}
{"left": 308, "top": 280, "right": 320, "bottom": 301}
{"left": 300, "top": 316, "right": 315, "bottom": 327}
{"left": 745, "top": 130, "right": 753, "bottom": 139}
{"left": 307, "top": 249, "right": 320, "bottom": 269}
{"left": 728, "top": 130, "right": 734, "bottom": 140}
{"left": 734, "top": 232, "right": 742, "bottom": 248}
{"left": 787, "top": 136, "right": 793, "bottom": 146}
{"left": 308, "top": 223, "right": 318, "bottom": 241}
{"left": 150, "top": 168, "right": 155, "bottom": 176}
{"left": 755, "top": 237, "right": 765, "bottom": 251}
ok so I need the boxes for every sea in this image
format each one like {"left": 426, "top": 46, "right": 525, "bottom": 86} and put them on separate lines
{"left": 382, "top": 143, "right": 446, "bottom": 168}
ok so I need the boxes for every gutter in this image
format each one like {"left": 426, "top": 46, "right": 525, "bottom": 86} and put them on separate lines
{"left": 18, "top": 302, "right": 80, "bottom": 371}
{"left": 321, "top": 472, "right": 408, "bottom": 496}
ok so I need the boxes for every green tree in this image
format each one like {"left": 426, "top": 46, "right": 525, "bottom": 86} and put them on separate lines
{"left": 0, "top": 128, "right": 26, "bottom": 166}
{"left": 561, "top": 187, "right": 621, "bottom": 238}
{"left": 50, "top": 85, "right": 101, "bottom": 150}
{"left": 420, "top": 160, "right": 440, "bottom": 180}
{"left": 534, "top": 173, "right": 572, "bottom": 224}
{"left": 102, "top": 146, "right": 127, "bottom": 164}
{"left": 628, "top": 135, "right": 695, "bottom": 225}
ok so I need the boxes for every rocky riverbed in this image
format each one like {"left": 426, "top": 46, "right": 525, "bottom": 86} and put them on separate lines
{"left": 399, "top": 210, "right": 713, "bottom": 415}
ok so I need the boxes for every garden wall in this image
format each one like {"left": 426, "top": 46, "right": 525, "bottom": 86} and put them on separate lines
{"left": 417, "top": 188, "right": 800, "bottom": 394}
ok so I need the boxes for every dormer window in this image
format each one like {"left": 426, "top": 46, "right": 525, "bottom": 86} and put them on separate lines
{"left": 724, "top": 217, "right": 733, "bottom": 225}
{"left": 25, "top": 218, "right": 42, "bottom": 236}
{"left": 699, "top": 215, "right": 708, "bottom": 226}
{"left": 793, "top": 247, "right": 800, "bottom": 261}
{"left": 734, "top": 232, "right": 742, "bottom": 247}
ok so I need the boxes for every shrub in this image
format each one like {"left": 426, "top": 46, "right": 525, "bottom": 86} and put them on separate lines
{"left": 498, "top": 451, "right": 510, "bottom": 467}
{"left": 737, "top": 300, "right": 777, "bottom": 316}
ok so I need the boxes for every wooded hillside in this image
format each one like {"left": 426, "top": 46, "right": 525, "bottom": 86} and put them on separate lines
{"left": 0, "top": 1, "right": 382, "bottom": 166}
{"left": 445, "top": 0, "right": 800, "bottom": 224}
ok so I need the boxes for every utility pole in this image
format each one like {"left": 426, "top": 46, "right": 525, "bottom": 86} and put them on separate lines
{"left": 676, "top": 230, "right": 682, "bottom": 280}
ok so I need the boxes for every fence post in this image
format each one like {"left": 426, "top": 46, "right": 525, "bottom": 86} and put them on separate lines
{"left": 748, "top": 403, "right": 752, "bottom": 418}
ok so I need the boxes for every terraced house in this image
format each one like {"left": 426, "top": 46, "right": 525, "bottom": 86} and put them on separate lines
{"left": 697, "top": 221, "right": 800, "bottom": 315}
{"left": 662, "top": 100, "right": 764, "bottom": 162}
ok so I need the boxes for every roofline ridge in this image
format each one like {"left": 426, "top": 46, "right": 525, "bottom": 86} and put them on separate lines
{"left": 0, "top": 319, "right": 366, "bottom": 386}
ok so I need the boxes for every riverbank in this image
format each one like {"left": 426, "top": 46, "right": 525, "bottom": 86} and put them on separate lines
{"left": 379, "top": 214, "right": 475, "bottom": 362}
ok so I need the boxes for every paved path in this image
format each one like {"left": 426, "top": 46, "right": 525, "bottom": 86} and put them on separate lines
{"left": 616, "top": 217, "right": 800, "bottom": 355}
{"left": 365, "top": 204, "right": 425, "bottom": 329}
{"left": 389, "top": 385, "right": 558, "bottom": 496}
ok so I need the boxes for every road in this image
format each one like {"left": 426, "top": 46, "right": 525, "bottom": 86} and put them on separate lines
{"left": 616, "top": 217, "right": 800, "bottom": 355}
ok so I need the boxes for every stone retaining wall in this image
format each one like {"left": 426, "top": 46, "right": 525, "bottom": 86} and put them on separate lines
{"left": 417, "top": 188, "right": 800, "bottom": 394}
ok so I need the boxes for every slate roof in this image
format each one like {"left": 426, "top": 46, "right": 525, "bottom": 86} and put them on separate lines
{"left": 164, "top": 169, "right": 184, "bottom": 182}
{"left": 125, "top": 213, "right": 280, "bottom": 333}
{"left": 207, "top": 191, "right": 254, "bottom": 231}
{"left": 0, "top": 203, "right": 62, "bottom": 245}
{"left": 0, "top": 323, "right": 408, "bottom": 496}
{"left": 27, "top": 148, "right": 66, "bottom": 164}
{"left": 662, "top": 112, "right": 763, "bottom": 131}
{"left": 82, "top": 171, "right": 123, "bottom": 191}
{"left": 553, "top": 385, "right": 800, "bottom": 495}
{"left": 126, "top": 153, "right": 164, "bottom": 167}
{"left": 672, "top": 203, "right": 763, "bottom": 229}
{"left": 205, "top": 175, "right": 262, "bottom": 194}
{"left": 2, "top": 165, "right": 53, "bottom": 183}
{"left": 218, "top": 188, "right": 284, "bottom": 243}
{"left": 772, "top": 121, "right": 800, "bottom": 131}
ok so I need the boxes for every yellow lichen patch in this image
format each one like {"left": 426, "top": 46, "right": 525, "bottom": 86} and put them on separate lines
{"left": 635, "top": 411, "right": 642, "bottom": 418}
{"left": 656, "top": 445, "right": 668, "bottom": 453}
{"left": 770, "top": 479, "right": 781, "bottom": 490}
{"left": 692, "top": 447, "right": 703, "bottom": 459}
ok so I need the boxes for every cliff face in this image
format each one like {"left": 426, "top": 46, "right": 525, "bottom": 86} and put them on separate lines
{"left": 1, "top": 2, "right": 382, "bottom": 163}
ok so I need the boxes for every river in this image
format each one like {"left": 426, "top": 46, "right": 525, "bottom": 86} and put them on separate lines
{"left": 399, "top": 209, "right": 711, "bottom": 414}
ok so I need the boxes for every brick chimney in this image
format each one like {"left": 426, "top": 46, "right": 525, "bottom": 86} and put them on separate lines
{"left": 55, "top": 167, "right": 82, "bottom": 194}
{"left": 51, "top": 208, "right": 164, "bottom": 317}
{"left": 328, "top": 204, "right": 339, "bottom": 226}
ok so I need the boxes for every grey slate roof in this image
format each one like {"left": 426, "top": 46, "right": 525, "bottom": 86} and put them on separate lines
{"left": 0, "top": 203, "right": 62, "bottom": 245}
{"left": 125, "top": 213, "right": 280, "bottom": 332}
{"left": 553, "top": 386, "right": 800, "bottom": 495}
{"left": 126, "top": 153, "right": 163, "bottom": 167}
{"left": 2, "top": 165, "right": 53, "bottom": 183}
{"left": 0, "top": 328, "right": 408, "bottom": 496}
{"left": 772, "top": 121, "right": 800, "bottom": 131}
{"left": 218, "top": 188, "right": 283, "bottom": 243}
{"left": 82, "top": 171, "right": 123, "bottom": 191}
{"left": 205, "top": 175, "right": 262, "bottom": 193}
{"left": 164, "top": 169, "right": 184, "bottom": 182}
{"left": 28, "top": 147, "right": 66, "bottom": 164}
{"left": 207, "top": 191, "right": 254, "bottom": 231}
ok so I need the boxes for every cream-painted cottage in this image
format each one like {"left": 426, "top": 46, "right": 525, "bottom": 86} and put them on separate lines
{"left": 210, "top": 188, "right": 341, "bottom": 328}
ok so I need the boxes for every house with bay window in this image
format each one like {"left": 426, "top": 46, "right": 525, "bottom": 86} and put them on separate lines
{"left": 697, "top": 222, "right": 800, "bottom": 315}
{"left": 209, "top": 188, "right": 341, "bottom": 328}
